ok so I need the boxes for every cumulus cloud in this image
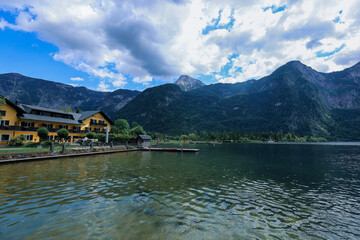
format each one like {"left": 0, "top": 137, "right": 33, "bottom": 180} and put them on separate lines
{"left": 133, "top": 76, "right": 153, "bottom": 85}
{"left": 0, "top": 0, "right": 360, "bottom": 86}
{"left": 70, "top": 77, "right": 84, "bottom": 81}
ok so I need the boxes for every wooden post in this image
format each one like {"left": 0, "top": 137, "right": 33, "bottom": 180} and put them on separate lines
{"left": 62, "top": 142, "right": 66, "bottom": 154}
{"left": 50, "top": 142, "right": 54, "bottom": 153}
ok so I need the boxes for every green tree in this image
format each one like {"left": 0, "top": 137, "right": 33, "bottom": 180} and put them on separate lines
{"left": 85, "top": 132, "right": 96, "bottom": 139}
{"left": 96, "top": 133, "right": 106, "bottom": 142}
{"left": 37, "top": 127, "right": 49, "bottom": 141}
{"left": 57, "top": 129, "right": 69, "bottom": 140}
{"left": 188, "top": 133, "right": 197, "bottom": 141}
{"left": 179, "top": 134, "right": 189, "bottom": 141}
{"left": 131, "top": 121, "right": 140, "bottom": 128}
{"left": 130, "top": 126, "right": 146, "bottom": 136}
{"left": 111, "top": 119, "right": 130, "bottom": 134}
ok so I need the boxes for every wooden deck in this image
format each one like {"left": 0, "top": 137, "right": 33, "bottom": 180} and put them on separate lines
{"left": 143, "top": 147, "right": 199, "bottom": 152}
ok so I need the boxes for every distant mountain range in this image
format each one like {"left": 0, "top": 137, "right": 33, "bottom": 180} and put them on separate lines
{"left": 116, "top": 61, "right": 360, "bottom": 140}
{"left": 0, "top": 73, "right": 140, "bottom": 118}
{"left": 1, "top": 60, "right": 360, "bottom": 140}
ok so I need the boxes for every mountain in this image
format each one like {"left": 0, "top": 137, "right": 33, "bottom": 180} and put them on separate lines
{"left": 117, "top": 61, "right": 360, "bottom": 140}
{"left": 2, "top": 61, "right": 360, "bottom": 140}
{"left": 0, "top": 73, "right": 140, "bottom": 118}
{"left": 175, "top": 75, "right": 206, "bottom": 91}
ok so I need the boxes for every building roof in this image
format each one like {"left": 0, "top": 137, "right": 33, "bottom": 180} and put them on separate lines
{"left": 1, "top": 95, "right": 114, "bottom": 126}
{"left": 79, "top": 111, "right": 114, "bottom": 125}
{"left": 1, "top": 96, "right": 25, "bottom": 114}
{"left": 79, "top": 111, "right": 100, "bottom": 121}
{"left": 21, "top": 104, "right": 79, "bottom": 117}
{"left": 138, "top": 135, "right": 152, "bottom": 140}
{"left": 20, "top": 114, "right": 84, "bottom": 125}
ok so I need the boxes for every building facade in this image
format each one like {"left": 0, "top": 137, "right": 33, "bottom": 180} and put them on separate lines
{"left": 0, "top": 97, "right": 113, "bottom": 144}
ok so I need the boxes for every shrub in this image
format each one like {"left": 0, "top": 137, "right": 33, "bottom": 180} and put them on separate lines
{"left": 129, "top": 126, "right": 146, "bottom": 137}
{"left": 40, "top": 140, "right": 54, "bottom": 147}
{"left": 25, "top": 142, "right": 40, "bottom": 148}
{"left": 57, "top": 129, "right": 69, "bottom": 140}
{"left": 96, "top": 133, "right": 106, "bottom": 142}
{"left": 85, "top": 132, "right": 96, "bottom": 139}
{"left": 9, "top": 135, "right": 26, "bottom": 146}
{"left": 37, "top": 127, "right": 49, "bottom": 141}
{"left": 117, "top": 134, "right": 131, "bottom": 143}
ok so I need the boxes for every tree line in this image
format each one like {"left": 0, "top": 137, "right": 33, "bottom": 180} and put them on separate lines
{"left": 147, "top": 131, "right": 327, "bottom": 143}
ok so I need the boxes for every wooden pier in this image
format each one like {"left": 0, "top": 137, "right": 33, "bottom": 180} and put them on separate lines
{"left": 144, "top": 147, "right": 199, "bottom": 152}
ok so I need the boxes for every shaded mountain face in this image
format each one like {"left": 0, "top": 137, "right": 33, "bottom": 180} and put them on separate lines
{"left": 0, "top": 73, "right": 139, "bottom": 118}
{"left": 282, "top": 61, "right": 360, "bottom": 109}
{"left": 117, "top": 61, "right": 360, "bottom": 140}
{"left": 175, "top": 75, "right": 205, "bottom": 91}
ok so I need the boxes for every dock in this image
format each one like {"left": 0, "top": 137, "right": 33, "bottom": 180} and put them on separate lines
{"left": 144, "top": 147, "right": 199, "bottom": 152}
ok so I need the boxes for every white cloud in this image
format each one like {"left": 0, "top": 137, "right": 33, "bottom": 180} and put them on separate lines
{"left": 0, "top": 0, "right": 360, "bottom": 86}
{"left": 218, "top": 8, "right": 232, "bottom": 26}
{"left": 133, "top": 76, "right": 153, "bottom": 85}
{"left": 70, "top": 77, "right": 84, "bottom": 81}
{"left": 97, "top": 81, "right": 111, "bottom": 92}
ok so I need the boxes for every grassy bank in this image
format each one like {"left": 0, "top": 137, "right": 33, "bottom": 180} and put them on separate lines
{"left": 0, "top": 144, "right": 79, "bottom": 153}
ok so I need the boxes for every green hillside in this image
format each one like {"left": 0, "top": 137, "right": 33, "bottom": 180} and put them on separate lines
{"left": 116, "top": 61, "right": 360, "bottom": 140}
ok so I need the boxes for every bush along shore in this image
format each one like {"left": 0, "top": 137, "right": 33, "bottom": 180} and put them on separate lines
{"left": 148, "top": 131, "right": 327, "bottom": 143}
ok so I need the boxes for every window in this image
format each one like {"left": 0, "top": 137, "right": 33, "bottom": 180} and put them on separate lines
{"left": 0, "top": 110, "right": 6, "bottom": 117}
{"left": 48, "top": 135, "right": 54, "bottom": 141}
{"left": 85, "top": 127, "right": 91, "bottom": 132}
{"left": 73, "top": 126, "right": 81, "bottom": 131}
{"left": 94, "top": 128, "right": 100, "bottom": 132}
{"left": 42, "top": 123, "right": 53, "bottom": 129}
{"left": 0, "top": 120, "right": 10, "bottom": 126}
{"left": 1, "top": 134, "right": 10, "bottom": 141}
{"left": 90, "top": 119, "right": 97, "bottom": 125}
{"left": 59, "top": 125, "right": 68, "bottom": 129}
{"left": 21, "top": 122, "right": 35, "bottom": 127}
{"left": 24, "top": 135, "right": 33, "bottom": 141}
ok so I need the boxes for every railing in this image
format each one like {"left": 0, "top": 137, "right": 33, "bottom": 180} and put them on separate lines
{"left": 0, "top": 125, "right": 106, "bottom": 134}
{"left": 90, "top": 122, "right": 107, "bottom": 127}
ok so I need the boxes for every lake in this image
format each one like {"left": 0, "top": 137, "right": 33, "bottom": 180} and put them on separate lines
{"left": 0, "top": 143, "right": 359, "bottom": 239}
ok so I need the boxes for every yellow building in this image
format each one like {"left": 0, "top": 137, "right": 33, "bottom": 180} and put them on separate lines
{"left": 0, "top": 97, "right": 113, "bottom": 144}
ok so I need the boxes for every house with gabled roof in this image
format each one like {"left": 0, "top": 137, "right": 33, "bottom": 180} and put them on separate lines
{"left": 0, "top": 96, "right": 114, "bottom": 144}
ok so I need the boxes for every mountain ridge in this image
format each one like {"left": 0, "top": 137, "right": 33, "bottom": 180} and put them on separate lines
{"left": 116, "top": 60, "right": 360, "bottom": 140}
{"left": 0, "top": 73, "right": 140, "bottom": 118}
{"left": 1, "top": 60, "right": 360, "bottom": 140}
{"left": 175, "top": 75, "right": 206, "bottom": 91}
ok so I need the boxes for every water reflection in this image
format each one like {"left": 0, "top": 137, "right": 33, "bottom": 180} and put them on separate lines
{"left": 0, "top": 144, "right": 359, "bottom": 239}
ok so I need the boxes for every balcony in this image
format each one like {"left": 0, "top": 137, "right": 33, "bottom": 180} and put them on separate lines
{"left": 0, "top": 125, "right": 106, "bottom": 134}
{"left": 90, "top": 122, "right": 107, "bottom": 127}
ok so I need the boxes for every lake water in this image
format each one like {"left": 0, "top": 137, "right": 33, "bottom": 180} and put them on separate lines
{"left": 0, "top": 143, "right": 360, "bottom": 239}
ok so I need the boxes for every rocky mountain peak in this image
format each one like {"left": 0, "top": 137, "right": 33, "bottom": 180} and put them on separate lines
{"left": 285, "top": 60, "right": 326, "bottom": 83}
{"left": 345, "top": 61, "right": 360, "bottom": 78}
{"left": 175, "top": 75, "right": 206, "bottom": 91}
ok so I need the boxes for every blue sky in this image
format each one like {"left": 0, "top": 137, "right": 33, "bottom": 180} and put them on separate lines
{"left": 0, "top": 1, "right": 359, "bottom": 91}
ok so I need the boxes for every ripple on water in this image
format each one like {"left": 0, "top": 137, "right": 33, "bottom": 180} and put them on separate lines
{"left": 0, "top": 145, "right": 360, "bottom": 239}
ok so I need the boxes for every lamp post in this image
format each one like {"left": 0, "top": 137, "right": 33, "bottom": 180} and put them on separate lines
{"left": 105, "top": 126, "right": 109, "bottom": 144}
